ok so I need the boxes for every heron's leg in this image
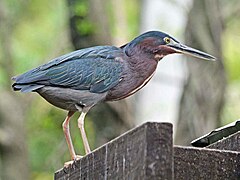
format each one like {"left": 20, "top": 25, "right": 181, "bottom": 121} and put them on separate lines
{"left": 62, "top": 111, "right": 78, "bottom": 160}
{"left": 77, "top": 108, "right": 91, "bottom": 154}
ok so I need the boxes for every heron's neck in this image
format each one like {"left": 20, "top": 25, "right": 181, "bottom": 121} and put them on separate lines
{"left": 105, "top": 50, "right": 158, "bottom": 101}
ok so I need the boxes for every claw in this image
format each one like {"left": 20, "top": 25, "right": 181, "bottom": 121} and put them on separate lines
{"left": 64, "top": 155, "right": 83, "bottom": 169}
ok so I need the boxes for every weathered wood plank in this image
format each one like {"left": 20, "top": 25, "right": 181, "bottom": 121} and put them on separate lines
{"left": 55, "top": 122, "right": 173, "bottom": 180}
{"left": 174, "top": 146, "right": 240, "bottom": 180}
{"left": 207, "top": 131, "right": 240, "bottom": 151}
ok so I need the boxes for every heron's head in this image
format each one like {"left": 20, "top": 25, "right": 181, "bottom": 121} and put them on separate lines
{"left": 124, "top": 31, "right": 216, "bottom": 61}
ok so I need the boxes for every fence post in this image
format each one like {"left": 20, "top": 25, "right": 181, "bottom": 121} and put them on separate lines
{"left": 54, "top": 122, "right": 173, "bottom": 180}
{"left": 54, "top": 122, "right": 240, "bottom": 179}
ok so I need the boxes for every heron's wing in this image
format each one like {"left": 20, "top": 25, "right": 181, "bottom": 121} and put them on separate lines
{"left": 12, "top": 46, "right": 124, "bottom": 93}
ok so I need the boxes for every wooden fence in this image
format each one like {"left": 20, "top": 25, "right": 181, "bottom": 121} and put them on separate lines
{"left": 54, "top": 122, "right": 240, "bottom": 180}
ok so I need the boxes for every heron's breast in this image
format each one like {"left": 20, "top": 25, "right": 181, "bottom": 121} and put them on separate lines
{"left": 105, "top": 60, "right": 157, "bottom": 101}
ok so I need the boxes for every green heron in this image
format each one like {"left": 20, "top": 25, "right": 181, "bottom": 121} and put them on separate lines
{"left": 12, "top": 31, "right": 215, "bottom": 165}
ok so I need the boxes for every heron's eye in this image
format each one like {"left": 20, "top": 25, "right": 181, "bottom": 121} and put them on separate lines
{"left": 164, "top": 37, "right": 171, "bottom": 44}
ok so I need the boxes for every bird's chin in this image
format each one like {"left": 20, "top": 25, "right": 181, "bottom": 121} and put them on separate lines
{"left": 155, "top": 45, "right": 177, "bottom": 61}
{"left": 158, "top": 45, "right": 177, "bottom": 55}
{"left": 154, "top": 54, "right": 164, "bottom": 61}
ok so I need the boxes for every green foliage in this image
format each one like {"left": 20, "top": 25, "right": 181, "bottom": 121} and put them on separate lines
{"left": 12, "top": 0, "right": 70, "bottom": 73}
{"left": 76, "top": 19, "right": 95, "bottom": 35}
{"left": 106, "top": 0, "right": 139, "bottom": 41}
{"left": 222, "top": 18, "right": 240, "bottom": 125}
{"left": 72, "top": 0, "right": 94, "bottom": 36}
{"left": 125, "top": 0, "right": 140, "bottom": 37}
{"left": 224, "top": 31, "right": 240, "bottom": 82}
{"left": 0, "top": 71, "right": 9, "bottom": 89}
{"left": 73, "top": 1, "right": 88, "bottom": 16}
{"left": 222, "top": 82, "right": 240, "bottom": 125}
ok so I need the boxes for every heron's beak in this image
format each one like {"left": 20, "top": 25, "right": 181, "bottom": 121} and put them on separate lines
{"left": 168, "top": 42, "right": 216, "bottom": 61}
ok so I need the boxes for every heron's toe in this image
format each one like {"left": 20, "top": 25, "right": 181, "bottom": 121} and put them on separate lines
{"left": 64, "top": 155, "right": 83, "bottom": 168}
{"left": 75, "top": 155, "right": 83, "bottom": 160}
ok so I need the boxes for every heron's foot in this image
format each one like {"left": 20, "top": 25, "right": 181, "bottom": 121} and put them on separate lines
{"left": 64, "top": 155, "right": 83, "bottom": 168}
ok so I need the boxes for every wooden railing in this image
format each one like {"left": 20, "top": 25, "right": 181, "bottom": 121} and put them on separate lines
{"left": 54, "top": 122, "right": 240, "bottom": 180}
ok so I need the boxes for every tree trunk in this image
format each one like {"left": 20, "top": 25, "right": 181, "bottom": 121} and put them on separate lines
{"left": 66, "top": 0, "right": 134, "bottom": 146}
{"left": 175, "top": 0, "right": 226, "bottom": 145}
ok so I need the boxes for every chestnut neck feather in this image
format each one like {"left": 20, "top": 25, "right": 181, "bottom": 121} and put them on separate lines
{"left": 106, "top": 44, "right": 158, "bottom": 101}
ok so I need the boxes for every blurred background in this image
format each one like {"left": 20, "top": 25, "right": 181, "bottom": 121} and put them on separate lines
{"left": 0, "top": 0, "right": 239, "bottom": 179}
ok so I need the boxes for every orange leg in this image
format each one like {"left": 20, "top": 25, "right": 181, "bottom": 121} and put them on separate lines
{"left": 77, "top": 109, "right": 91, "bottom": 154}
{"left": 62, "top": 111, "right": 77, "bottom": 160}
